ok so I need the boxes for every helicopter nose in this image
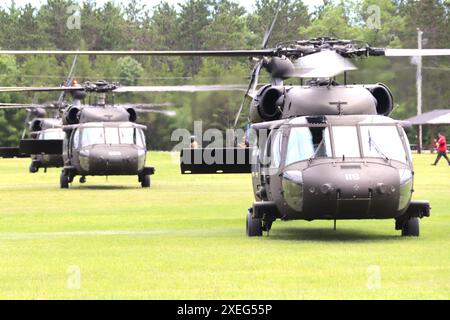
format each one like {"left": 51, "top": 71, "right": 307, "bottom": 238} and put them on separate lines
{"left": 86, "top": 146, "right": 140, "bottom": 175}
{"left": 282, "top": 162, "right": 404, "bottom": 220}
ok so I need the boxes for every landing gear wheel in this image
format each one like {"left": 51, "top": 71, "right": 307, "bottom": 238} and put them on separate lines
{"left": 29, "top": 164, "right": 38, "bottom": 173}
{"left": 60, "top": 172, "right": 69, "bottom": 189}
{"left": 246, "top": 209, "right": 262, "bottom": 237}
{"left": 79, "top": 176, "right": 86, "bottom": 184}
{"left": 401, "top": 217, "right": 419, "bottom": 237}
{"left": 141, "top": 175, "right": 151, "bottom": 188}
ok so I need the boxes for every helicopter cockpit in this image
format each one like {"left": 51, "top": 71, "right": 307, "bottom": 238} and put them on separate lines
{"left": 257, "top": 115, "right": 414, "bottom": 220}
{"left": 62, "top": 122, "right": 149, "bottom": 177}
{"left": 266, "top": 116, "right": 412, "bottom": 169}
{"left": 69, "top": 123, "right": 146, "bottom": 149}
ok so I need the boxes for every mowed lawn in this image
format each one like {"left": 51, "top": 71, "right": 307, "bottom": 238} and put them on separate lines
{"left": 0, "top": 152, "right": 448, "bottom": 299}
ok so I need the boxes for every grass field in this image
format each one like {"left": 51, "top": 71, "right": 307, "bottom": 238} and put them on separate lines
{"left": 0, "top": 152, "right": 449, "bottom": 299}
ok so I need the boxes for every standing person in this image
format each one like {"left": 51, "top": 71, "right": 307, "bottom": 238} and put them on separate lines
{"left": 190, "top": 136, "right": 199, "bottom": 149}
{"left": 432, "top": 133, "right": 450, "bottom": 166}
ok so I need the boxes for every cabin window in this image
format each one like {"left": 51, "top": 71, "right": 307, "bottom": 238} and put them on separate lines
{"left": 285, "top": 126, "right": 331, "bottom": 165}
{"left": 332, "top": 126, "right": 361, "bottom": 158}
{"left": 360, "top": 125, "right": 407, "bottom": 163}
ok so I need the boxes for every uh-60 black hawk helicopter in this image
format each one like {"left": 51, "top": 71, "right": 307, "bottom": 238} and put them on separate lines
{"left": 2, "top": 13, "right": 449, "bottom": 237}
{"left": 0, "top": 55, "right": 79, "bottom": 173}
{"left": 0, "top": 103, "right": 64, "bottom": 173}
{"left": 0, "top": 55, "right": 185, "bottom": 178}
{"left": 0, "top": 79, "right": 246, "bottom": 189}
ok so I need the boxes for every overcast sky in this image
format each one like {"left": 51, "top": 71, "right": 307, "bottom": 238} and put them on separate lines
{"left": 2, "top": 0, "right": 326, "bottom": 13}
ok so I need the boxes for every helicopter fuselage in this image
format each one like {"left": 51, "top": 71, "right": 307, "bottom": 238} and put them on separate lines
{"left": 250, "top": 115, "right": 429, "bottom": 225}
{"left": 61, "top": 121, "right": 154, "bottom": 187}
{"left": 29, "top": 120, "right": 64, "bottom": 173}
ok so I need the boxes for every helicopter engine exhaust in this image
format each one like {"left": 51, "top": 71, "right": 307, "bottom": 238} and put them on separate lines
{"left": 250, "top": 85, "right": 284, "bottom": 122}
{"left": 126, "top": 108, "right": 138, "bottom": 123}
{"left": 365, "top": 83, "right": 393, "bottom": 116}
{"left": 30, "top": 119, "right": 43, "bottom": 132}
{"left": 65, "top": 107, "right": 81, "bottom": 124}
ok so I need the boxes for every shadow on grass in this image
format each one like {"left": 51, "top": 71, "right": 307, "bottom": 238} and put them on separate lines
{"left": 70, "top": 185, "right": 141, "bottom": 191}
{"left": 269, "top": 227, "right": 400, "bottom": 242}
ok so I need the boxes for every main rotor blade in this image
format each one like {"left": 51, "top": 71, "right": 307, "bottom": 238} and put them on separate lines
{"left": 0, "top": 104, "right": 31, "bottom": 109}
{"left": 0, "top": 103, "right": 50, "bottom": 109}
{"left": 291, "top": 50, "right": 357, "bottom": 78}
{"left": 114, "top": 85, "right": 248, "bottom": 93}
{"left": 262, "top": 0, "right": 282, "bottom": 49}
{"left": 233, "top": 2, "right": 281, "bottom": 131}
{"left": 0, "top": 86, "right": 82, "bottom": 93}
{"left": 0, "top": 103, "right": 30, "bottom": 108}
{"left": 233, "top": 61, "right": 263, "bottom": 129}
{"left": 384, "top": 49, "right": 450, "bottom": 57}
{"left": 134, "top": 109, "right": 177, "bottom": 117}
{"left": 0, "top": 49, "right": 275, "bottom": 57}
{"left": 58, "top": 54, "right": 78, "bottom": 105}
{"left": 114, "top": 103, "right": 174, "bottom": 109}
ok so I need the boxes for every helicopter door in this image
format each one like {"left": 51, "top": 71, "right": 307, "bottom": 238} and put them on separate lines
{"left": 69, "top": 129, "right": 80, "bottom": 160}
{"left": 257, "top": 129, "right": 283, "bottom": 200}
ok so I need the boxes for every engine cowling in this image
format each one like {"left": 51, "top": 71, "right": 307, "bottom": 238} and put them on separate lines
{"left": 31, "top": 108, "right": 47, "bottom": 118}
{"left": 266, "top": 57, "right": 295, "bottom": 79}
{"left": 250, "top": 85, "right": 285, "bottom": 123}
{"left": 70, "top": 90, "right": 87, "bottom": 101}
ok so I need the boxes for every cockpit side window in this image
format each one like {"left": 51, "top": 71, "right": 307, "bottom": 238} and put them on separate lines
{"left": 269, "top": 130, "right": 282, "bottom": 168}
{"left": 72, "top": 129, "right": 80, "bottom": 149}
{"left": 136, "top": 129, "right": 146, "bottom": 148}
{"left": 261, "top": 129, "right": 282, "bottom": 169}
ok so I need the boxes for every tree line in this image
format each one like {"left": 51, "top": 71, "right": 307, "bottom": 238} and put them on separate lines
{"left": 0, "top": 0, "right": 449, "bottom": 150}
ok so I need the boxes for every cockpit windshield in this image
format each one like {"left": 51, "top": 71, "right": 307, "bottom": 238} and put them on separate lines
{"left": 80, "top": 126, "right": 145, "bottom": 148}
{"left": 285, "top": 124, "right": 408, "bottom": 166}
{"left": 360, "top": 125, "right": 407, "bottom": 163}
{"left": 285, "top": 126, "right": 332, "bottom": 166}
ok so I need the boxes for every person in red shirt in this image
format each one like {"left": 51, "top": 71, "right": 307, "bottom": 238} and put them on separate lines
{"left": 432, "top": 132, "right": 450, "bottom": 166}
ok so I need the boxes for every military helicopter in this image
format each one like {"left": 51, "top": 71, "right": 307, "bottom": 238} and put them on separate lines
{"left": 2, "top": 11, "right": 449, "bottom": 237}
{"left": 0, "top": 55, "right": 80, "bottom": 172}
{"left": 0, "top": 103, "right": 66, "bottom": 171}
{"left": 0, "top": 80, "right": 246, "bottom": 189}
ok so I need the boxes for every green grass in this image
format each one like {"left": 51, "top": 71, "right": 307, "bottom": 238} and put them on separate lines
{"left": 0, "top": 153, "right": 449, "bottom": 299}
